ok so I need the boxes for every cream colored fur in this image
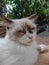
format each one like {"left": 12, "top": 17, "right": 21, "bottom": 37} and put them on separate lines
{"left": 0, "top": 15, "right": 46, "bottom": 65}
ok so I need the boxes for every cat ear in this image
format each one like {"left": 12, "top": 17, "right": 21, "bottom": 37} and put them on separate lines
{"left": 0, "top": 15, "right": 13, "bottom": 27}
{"left": 28, "top": 13, "right": 38, "bottom": 22}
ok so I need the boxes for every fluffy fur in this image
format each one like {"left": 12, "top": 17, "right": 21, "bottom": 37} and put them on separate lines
{"left": 0, "top": 14, "right": 46, "bottom": 65}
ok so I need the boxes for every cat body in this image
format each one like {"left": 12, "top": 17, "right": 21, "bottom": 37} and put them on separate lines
{"left": 0, "top": 36, "right": 39, "bottom": 65}
{"left": 0, "top": 14, "right": 46, "bottom": 65}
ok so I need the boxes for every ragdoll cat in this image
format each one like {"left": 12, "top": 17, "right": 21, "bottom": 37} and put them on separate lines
{"left": 0, "top": 14, "right": 46, "bottom": 65}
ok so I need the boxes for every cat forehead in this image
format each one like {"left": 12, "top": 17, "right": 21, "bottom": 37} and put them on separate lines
{"left": 12, "top": 18, "right": 36, "bottom": 27}
{"left": 12, "top": 18, "right": 29, "bottom": 23}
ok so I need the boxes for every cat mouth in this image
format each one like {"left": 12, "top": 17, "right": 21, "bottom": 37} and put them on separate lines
{"left": 28, "top": 39, "right": 33, "bottom": 43}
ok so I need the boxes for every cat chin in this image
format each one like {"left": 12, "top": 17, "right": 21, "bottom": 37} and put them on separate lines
{"left": 20, "top": 43, "right": 32, "bottom": 46}
{"left": 18, "top": 41, "right": 33, "bottom": 46}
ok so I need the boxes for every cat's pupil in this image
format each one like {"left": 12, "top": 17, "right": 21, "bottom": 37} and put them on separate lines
{"left": 7, "top": 27, "right": 10, "bottom": 29}
{"left": 27, "top": 27, "right": 33, "bottom": 33}
{"left": 28, "top": 29, "right": 33, "bottom": 33}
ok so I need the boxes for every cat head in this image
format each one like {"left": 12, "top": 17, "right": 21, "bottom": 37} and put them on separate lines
{"left": 0, "top": 14, "right": 38, "bottom": 46}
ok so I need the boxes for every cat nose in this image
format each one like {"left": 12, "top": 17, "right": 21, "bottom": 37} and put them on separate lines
{"left": 28, "top": 36, "right": 33, "bottom": 39}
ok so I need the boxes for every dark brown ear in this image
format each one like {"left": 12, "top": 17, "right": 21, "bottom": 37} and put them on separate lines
{"left": 28, "top": 13, "right": 38, "bottom": 21}
{"left": 0, "top": 15, "right": 13, "bottom": 27}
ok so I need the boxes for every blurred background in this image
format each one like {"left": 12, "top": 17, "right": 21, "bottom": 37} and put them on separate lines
{"left": 0, "top": 1, "right": 49, "bottom": 64}
{"left": 0, "top": 0, "right": 49, "bottom": 39}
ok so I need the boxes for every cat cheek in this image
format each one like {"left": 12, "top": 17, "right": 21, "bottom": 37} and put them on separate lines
{"left": 12, "top": 31, "right": 24, "bottom": 38}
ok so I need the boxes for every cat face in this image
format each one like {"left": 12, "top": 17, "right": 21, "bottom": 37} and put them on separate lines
{"left": 0, "top": 14, "right": 37, "bottom": 45}
{"left": 9, "top": 19, "right": 36, "bottom": 45}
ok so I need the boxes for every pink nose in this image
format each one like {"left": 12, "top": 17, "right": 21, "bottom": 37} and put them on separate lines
{"left": 29, "top": 36, "right": 33, "bottom": 39}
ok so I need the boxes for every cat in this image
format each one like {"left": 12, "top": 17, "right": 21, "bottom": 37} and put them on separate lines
{"left": 0, "top": 14, "right": 47, "bottom": 65}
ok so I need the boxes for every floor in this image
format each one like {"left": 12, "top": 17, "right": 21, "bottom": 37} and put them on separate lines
{"left": 37, "top": 36, "right": 49, "bottom": 45}
{"left": 35, "top": 36, "right": 49, "bottom": 65}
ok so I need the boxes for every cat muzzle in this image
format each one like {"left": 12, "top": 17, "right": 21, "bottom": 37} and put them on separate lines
{"left": 28, "top": 39, "right": 33, "bottom": 43}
